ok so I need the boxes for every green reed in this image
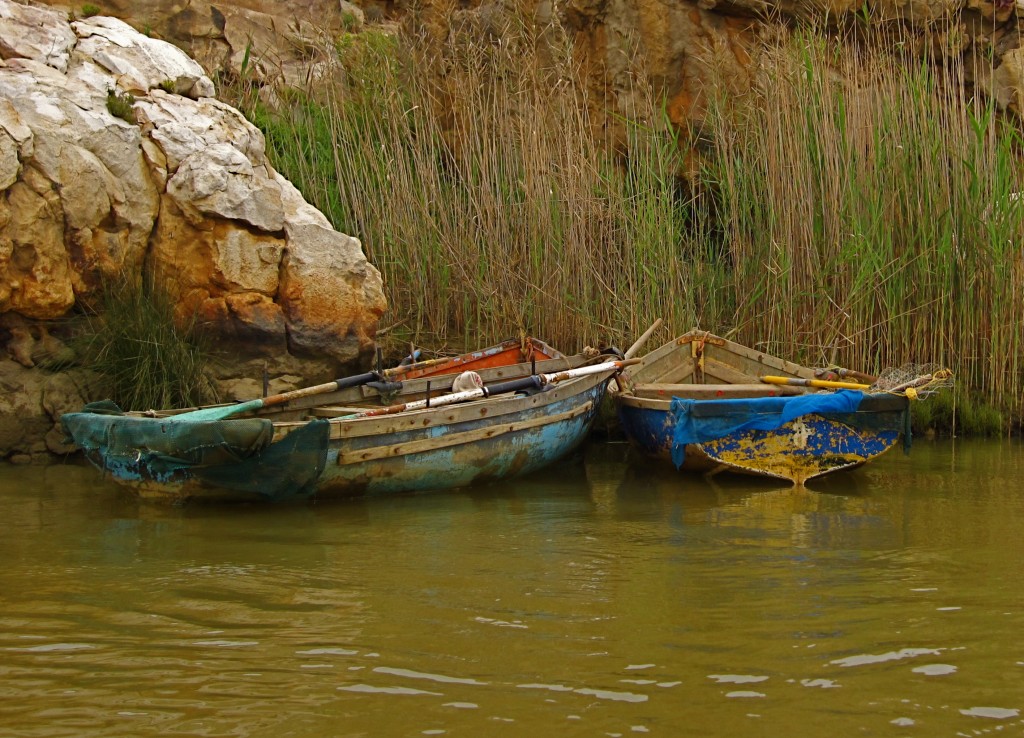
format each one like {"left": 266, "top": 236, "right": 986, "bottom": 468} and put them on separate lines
{"left": 223, "top": 19, "right": 1023, "bottom": 429}
{"left": 75, "top": 272, "right": 215, "bottom": 411}
{"left": 700, "top": 29, "right": 1024, "bottom": 427}
{"left": 226, "top": 21, "right": 698, "bottom": 355}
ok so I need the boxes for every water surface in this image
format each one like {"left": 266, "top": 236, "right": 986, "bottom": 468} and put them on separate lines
{"left": 1, "top": 439, "right": 1022, "bottom": 737}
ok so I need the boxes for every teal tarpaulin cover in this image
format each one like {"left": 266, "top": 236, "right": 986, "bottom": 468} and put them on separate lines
{"left": 61, "top": 402, "right": 330, "bottom": 501}
{"left": 669, "top": 390, "right": 866, "bottom": 467}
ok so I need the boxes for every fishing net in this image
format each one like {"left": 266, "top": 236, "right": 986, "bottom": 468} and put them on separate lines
{"left": 870, "top": 364, "right": 955, "bottom": 399}
{"left": 814, "top": 363, "right": 955, "bottom": 399}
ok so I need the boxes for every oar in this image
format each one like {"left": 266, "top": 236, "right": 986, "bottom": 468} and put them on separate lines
{"left": 171, "top": 371, "right": 382, "bottom": 422}
{"left": 815, "top": 367, "right": 878, "bottom": 384}
{"left": 761, "top": 375, "right": 871, "bottom": 391}
{"left": 624, "top": 318, "right": 664, "bottom": 359}
{"left": 337, "top": 358, "right": 639, "bottom": 420}
{"left": 610, "top": 318, "right": 662, "bottom": 393}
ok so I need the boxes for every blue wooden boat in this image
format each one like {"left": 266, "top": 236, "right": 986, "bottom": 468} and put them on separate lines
{"left": 62, "top": 343, "right": 627, "bottom": 503}
{"left": 613, "top": 330, "right": 913, "bottom": 485}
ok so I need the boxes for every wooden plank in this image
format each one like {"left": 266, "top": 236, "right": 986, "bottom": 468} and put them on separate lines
{"left": 701, "top": 357, "right": 760, "bottom": 384}
{"left": 632, "top": 383, "right": 805, "bottom": 399}
{"left": 336, "top": 401, "right": 592, "bottom": 465}
{"left": 706, "top": 336, "right": 818, "bottom": 379}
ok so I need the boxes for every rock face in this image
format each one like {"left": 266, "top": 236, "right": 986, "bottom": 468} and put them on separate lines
{"left": 29, "top": 1, "right": 1024, "bottom": 163}
{"left": 52, "top": 0, "right": 368, "bottom": 88}
{"left": 0, "top": 0, "right": 386, "bottom": 461}
{"left": 555, "top": 0, "right": 1024, "bottom": 148}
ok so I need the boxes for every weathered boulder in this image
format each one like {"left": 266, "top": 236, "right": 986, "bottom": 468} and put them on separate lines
{"left": 0, "top": 357, "right": 100, "bottom": 463}
{"left": 0, "top": 0, "right": 386, "bottom": 461}
{"left": 37, "top": 0, "right": 363, "bottom": 87}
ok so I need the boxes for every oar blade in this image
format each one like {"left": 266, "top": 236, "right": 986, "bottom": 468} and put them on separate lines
{"left": 170, "top": 398, "right": 266, "bottom": 422}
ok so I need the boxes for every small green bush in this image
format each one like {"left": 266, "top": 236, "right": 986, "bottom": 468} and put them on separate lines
{"left": 75, "top": 273, "right": 216, "bottom": 411}
{"left": 912, "top": 389, "right": 1006, "bottom": 437}
{"left": 340, "top": 11, "right": 360, "bottom": 32}
{"left": 159, "top": 79, "right": 176, "bottom": 94}
{"left": 81, "top": 4, "right": 101, "bottom": 17}
{"left": 105, "top": 88, "right": 136, "bottom": 123}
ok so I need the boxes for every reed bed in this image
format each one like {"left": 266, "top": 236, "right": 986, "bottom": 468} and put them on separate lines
{"left": 223, "top": 17, "right": 1024, "bottom": 429}
{"left": 700, "top": 29, "right": 1024, "bottom": 426}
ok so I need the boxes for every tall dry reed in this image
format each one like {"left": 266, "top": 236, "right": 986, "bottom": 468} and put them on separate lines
{"left": 700, "top": 28, "right": 1024, "bottom": 422}
{"left": 225, "top": 17, "right": 1024, "bottom": 426}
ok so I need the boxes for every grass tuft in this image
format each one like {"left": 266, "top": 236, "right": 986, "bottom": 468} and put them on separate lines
{"left": 75, "top": 273, "right": 216, "bottom": 412}
{"left": 105, "top": 88, "right": 136, "bottom": 123}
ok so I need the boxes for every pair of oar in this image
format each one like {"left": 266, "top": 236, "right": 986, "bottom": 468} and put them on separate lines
{"left": 166, "top": 347, "right": 454, "bottom": 422}
{"left": 335, "top": 358, "right": 639, "bottom": 420}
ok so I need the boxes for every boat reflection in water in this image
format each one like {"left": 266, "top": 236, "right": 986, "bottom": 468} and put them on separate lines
{"left": 600, "top": 451, "right": 902, "bottom": 552}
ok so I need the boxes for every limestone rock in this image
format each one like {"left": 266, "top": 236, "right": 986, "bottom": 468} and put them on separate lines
{"left": 277, "top": 176, "right": 385, "bottom": 361}
{"left": 0, "top": 0, "right": 78, "bottom": 72}
{"left": 72, "top": 15, "right": 216, "bottom": 98}
{"left": 135, "top": 91, "right": 266, "bottom": 173}
{"left": 0, "top": 0, "right": 387, "bottom": 460}
{"left": 166, "top": 142, "right": 284, "bottom": 231}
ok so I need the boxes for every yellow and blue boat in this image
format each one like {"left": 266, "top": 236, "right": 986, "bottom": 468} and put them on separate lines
{"left": 613, "top": 330, "right": 916, "bottom": 486}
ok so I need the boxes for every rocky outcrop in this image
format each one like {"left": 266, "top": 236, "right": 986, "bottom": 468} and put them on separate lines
{"left": 555, "top": 0, "right": 1024, "bottom": 147}
{"left": 0, "top": 0, "right": 386, "bottom": 461}
{"left": 26, "top": 2, "right": 1024, "bottom": 143}
{"left": 37, "top": 0, "right": 371, "bottom": 88}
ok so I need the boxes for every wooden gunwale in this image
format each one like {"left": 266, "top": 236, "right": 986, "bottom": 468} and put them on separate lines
{"left": 618, "top": 331, "right": 820, "bottom": 390}
{"left": 272, "top": 368, "right": 612, "bottom": 441}
{"left": 631, "top": 383, "right": 806, "bottom": 400}
{"left": 148, "top": 355, "right": 585, "bottom": 422}
{"left": 335, "top": 401, "right": 593, "bottom": 465}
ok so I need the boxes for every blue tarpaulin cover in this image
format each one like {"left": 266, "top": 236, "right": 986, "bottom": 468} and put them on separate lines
{"left": 669, "top": 390, "right": 866, "bottom": 468}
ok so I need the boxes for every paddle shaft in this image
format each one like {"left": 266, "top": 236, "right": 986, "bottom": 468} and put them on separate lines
{"left": 172, "top": 371, "right": 382, "bottom": 421}
{"left": 761, "top": 375, "right": 871, "bottom": 390}
{"left": 340, "top": 359, "right": 639, "bottom": 420}
{"left": 259, "top": 371, "right": 379, "bottom": 408}
{"left": 624, "top": 318, "right": 663, "bottom": 359}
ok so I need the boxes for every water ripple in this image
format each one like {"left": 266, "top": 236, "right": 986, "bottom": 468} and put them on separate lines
{"left": 373, "top": 666, "right": 488, "bottom": 686}
{"left": 5, "top": 643, "right": 95, "bottom": 653}
{"left": 960, "top": 707, "right": 1019, "bottom": 719}
{"left": 708, "top": 674, "right": 769, "bottom": 684}
{"left": 338, "top": 684, "right": 442, "bottom": 696}
{"left": 830, "top": 648, "right": 941, "bottom": 667}
{"left": 912, "top": 664, "right": 957, "bottom": 676}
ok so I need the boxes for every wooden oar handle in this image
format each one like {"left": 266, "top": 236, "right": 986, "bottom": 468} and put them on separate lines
{"left": 260, "top": 371, "right": 379, "bottom": 407}
{"left": 761, "top": 375, "right": 871, "bottom": 390}
{"left": 625, "top": 319, "right": 663, "bottom": 359}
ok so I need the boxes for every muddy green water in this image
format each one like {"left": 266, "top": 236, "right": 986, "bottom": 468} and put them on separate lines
{"left": 1, "top": 439, "right": 1022, "bottom": 737}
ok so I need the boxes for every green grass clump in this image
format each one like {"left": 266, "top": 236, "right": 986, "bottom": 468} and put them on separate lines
{"left": 105, "top": 88, "right": 136, "bottom": 123}
{"left": 81, "top": 4, "right": 101, "bottom": 17}
{"left": 911, "top": 389, "right": 1006, "bottom": 437}
{"left": 76, "top": 273, "right": 215, "bottom": 412}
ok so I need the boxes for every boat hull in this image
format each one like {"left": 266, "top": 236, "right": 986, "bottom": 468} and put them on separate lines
{"left": 616, "top": 392, "right": 908, "bottom": 485}
{"left": 65, "top": 371, "right": 610, "bottom": 503}
{"left": 612, "top": 330, "right": 914, "bottom": 485}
